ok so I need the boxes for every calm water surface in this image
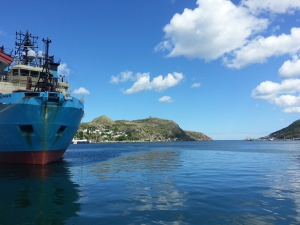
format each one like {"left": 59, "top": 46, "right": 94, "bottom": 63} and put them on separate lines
{"left": 1, "top": 141, "right": 300, "bottom": 224}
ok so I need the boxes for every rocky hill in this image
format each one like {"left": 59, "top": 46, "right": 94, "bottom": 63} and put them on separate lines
{"left": 75, "top": 115, "right": 212, "bottom": 142}
{"left": 185, "top": 130, "right": 213, "bottom": 141}
{"left": 267, "top": 119, "right": 300, "bottom": 140}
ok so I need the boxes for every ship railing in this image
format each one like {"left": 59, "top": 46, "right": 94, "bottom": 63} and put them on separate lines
{"left": 0, "top": 80, "right": 18, "bottom": 93}
{"left": 6, "top": 77, "right": 35, "bottom": 91}
{"left": 0, "top": 74, "right": 9, "bottom": 82}
{"left": 50, "top": 56, "right": 61, "bottom": 64}
{"left": 13, "top": 56, "right": 61, "bottom": 68}
{"left": 13, "top": 60, "right": 42, "bottom": 68}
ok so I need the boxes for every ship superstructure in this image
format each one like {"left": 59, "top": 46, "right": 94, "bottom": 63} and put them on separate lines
{"left": 0, "top": 31, "right": 84, "bottom": 164}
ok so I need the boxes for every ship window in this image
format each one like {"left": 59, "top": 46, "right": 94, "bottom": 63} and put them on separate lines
{"left": 30, "top": 71, "right": 39, "bottom": 78}
{"left": 13, "top": 69, "right": 19, "bottom": 76}
{"left": 57, "top": 126, "right": 66, "bottom": 134}
{"left": 20, "top": 69, "right": 29, "bottom": 77}
{"left": 19, "top": 125, "right": 34, "bottom": 133}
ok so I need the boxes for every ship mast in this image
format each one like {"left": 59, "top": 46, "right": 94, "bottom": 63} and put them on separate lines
{"left": 14, "top": 30, "right": 60, "bottom": 92}
{"left": 34, "top": 37, "right": 55, "bottom": 92}
{"left": 15, "top": 30, "right": 38, "bottom": 66}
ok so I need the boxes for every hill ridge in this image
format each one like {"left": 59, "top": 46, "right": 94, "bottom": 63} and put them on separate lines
{"left": 75, "top": 115, "right": 212, "bottom": 142}
{"left": 266, "top": 119, "right": 300, "bottom": 140}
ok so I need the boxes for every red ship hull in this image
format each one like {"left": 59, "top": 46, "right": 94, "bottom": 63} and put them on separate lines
{"left": 0, "top": 51, "right": 14, "bottom": 72}
{"left": 0, "top": 149, "right": 66, "bottom": 165}
{"left": 0, "top": 51, "right": 13, "bottom": 64}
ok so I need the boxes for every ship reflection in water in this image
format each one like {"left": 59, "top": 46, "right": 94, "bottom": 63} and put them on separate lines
{"left": 0, "top": 162, "right": 81, "bottom": 224}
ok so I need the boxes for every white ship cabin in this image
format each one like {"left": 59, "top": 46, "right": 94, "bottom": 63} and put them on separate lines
{"left": 0, "top": 64, "right": 70, "bottom": 95}
{"left": 0, "top": 32, "right": 69, "bottom": 96}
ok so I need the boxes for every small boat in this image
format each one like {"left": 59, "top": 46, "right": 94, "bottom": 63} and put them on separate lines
{"left": 0, "top": 31, "right": 84, "bottom": 164}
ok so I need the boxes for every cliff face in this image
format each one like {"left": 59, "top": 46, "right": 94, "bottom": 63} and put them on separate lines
{"left": 77, "top": 116, "right": 212, "bottom": 142}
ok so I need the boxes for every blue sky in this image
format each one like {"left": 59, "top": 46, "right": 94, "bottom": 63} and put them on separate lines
{"left": 1, "top": 0, "right": 300, "bottom": 140}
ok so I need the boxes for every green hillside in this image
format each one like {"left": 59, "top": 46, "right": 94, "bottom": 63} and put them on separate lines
{"left": 74, "top": 115, "right": 212, "bottom": 142}
{"left": 268, "top": 119, "right": 300, "bottom": 140}
{"left": 185, "top": 130, "right": 213, "bottom": 141}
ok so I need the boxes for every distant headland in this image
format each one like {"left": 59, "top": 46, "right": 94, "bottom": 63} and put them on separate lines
{"left": 74, "top": 115, "right": 212, "bottom": 142}
{"left": 246, "top": 119, "right": 300, "bottom": 141}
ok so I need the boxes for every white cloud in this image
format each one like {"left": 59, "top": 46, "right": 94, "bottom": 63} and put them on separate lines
{"left": 252, "top": 79, "right": 300, "bottom": 99}
{"left": 156, "top": 0, "right": 300, "bottom": 69}
{"left": 279, "top": 55, "right": 300, "bottom": 78}
{"left": 155, "top": 0, "right": 268, "bottom": 61}
{"left": 272, "top": 95, "right": 300, "bottom": 107}
{"left": 191, "top": 83, "right": 201, "bottom": 88}
{"left": 252, "top": 79, "right": 300, "bottom": 112}
{"left": 242, "top": 0, "right": 300, "bottom": 14}
{"left": 124, "top": 72, "right": 184, "bottom": 94}
{"left": 242, "top": 0, "right": 300, "bottom": 113}
{"left": 58, "top": 63, "right": 71, "bottom": 76}
{"left": 73, "top": 87, "right": 90, "bottom": 95}
{"left": 110, "top": 71, "right": 134, "bottom": 84}
{"left": 283, "top": 107, "right": 300, "bottom": 113}
{"left": 158, "top": 96, "right": 174, "bottom": 103}
{"left": 227, "top": 28, "right": 300, "bottom": 68}
{"left": 271, "top": 25, "right": 280, "bottom": 34}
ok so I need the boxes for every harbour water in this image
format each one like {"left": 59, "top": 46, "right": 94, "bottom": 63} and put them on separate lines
{"left": 1, "top": 141, "right": 300, "bottom": 224}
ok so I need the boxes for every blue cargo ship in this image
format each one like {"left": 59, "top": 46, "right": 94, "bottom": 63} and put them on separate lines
{"left": 0, "top": 31, "right": 84, "bottom": 164}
